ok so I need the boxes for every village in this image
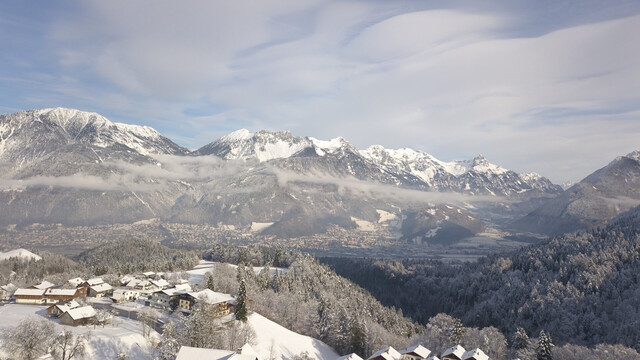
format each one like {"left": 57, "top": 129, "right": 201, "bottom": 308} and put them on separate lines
{"left": 0, "top": 259, "right": 494, "bottom": 360}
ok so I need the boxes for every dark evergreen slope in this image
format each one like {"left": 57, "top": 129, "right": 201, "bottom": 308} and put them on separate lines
{"left": 76, "top": 238, "right": 199, "bottom": 274}
{"left": 324, "top": 205, "right": 640, "bottom": 350}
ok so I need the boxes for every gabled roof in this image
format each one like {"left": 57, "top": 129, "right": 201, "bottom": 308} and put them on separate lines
{"left": 188, "top": 289, "right": 234, "bottom": 305}
{"left": 426, "top": 356, "right": 440, "bottom": 360}
{"left": 14, "top": 288, "right": 46, "bottom": 296}
{"left": 142, "top": 271, "right": 156, "bottom": 277}
{"left": 174, "top": 283, "right": 192, "bottom": 291}
{"left": 151, "top": 279, "right": 170, "bottom": 288}
{"left": 33, "top": 281, "right": 55, "bottom": 290}
{"left": 337, "top": 353, "right": 365, "bottom": 360}
{"left": 67, "top": 277, "right": 84, "bottom": 287}
{"left": 90, "top": 283, "right": 113, "bottom": 293}
{"left": 64, "top": 305, "right": 96, "bottom": 320}
{"left": 45, "top": 288, "right": 79, "bottom": 297}
{"left": 461, "top": 348, "right": 488, "bottom": 360}
{"left": 85, "top": 278, "right": 104, "bottom": 286}
{"left": 442, "top": 345, "right": 465, "bottom": 359}
{"left": 400, "top": 345, "right": 431, "bottom": 359}
{"left": 368, "top": 346, "right": 402, "bottom": 360}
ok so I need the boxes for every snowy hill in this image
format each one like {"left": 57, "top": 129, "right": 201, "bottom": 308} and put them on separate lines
{"left": 247, "top": 313, "right": 338, "bottom": 360}
{"left": 0, "top": 248, "right": 41, "bottom": 261}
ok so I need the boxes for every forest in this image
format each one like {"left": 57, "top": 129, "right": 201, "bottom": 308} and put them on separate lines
{"left": 322, "top": 205, "right": 640, "bottom": 353}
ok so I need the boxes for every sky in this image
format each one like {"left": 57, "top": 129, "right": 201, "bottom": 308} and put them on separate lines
{"left": 0, "top": 0, "right": 639, "bottom": 184}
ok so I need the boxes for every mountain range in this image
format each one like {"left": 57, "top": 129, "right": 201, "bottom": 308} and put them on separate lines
{"left": 0, "top": 107, "right": 636, "bottom": 242}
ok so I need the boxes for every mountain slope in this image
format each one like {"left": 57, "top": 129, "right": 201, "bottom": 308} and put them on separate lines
{"left": 513, "top": 151, "right": 640, "bottom": 235}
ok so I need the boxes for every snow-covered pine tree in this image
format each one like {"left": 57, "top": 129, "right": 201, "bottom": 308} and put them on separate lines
{"left": 235, "top": 276, "right": 248, "bottom": 322}
{"left": 536, "top": 330, "right": 554, "bottom": 360}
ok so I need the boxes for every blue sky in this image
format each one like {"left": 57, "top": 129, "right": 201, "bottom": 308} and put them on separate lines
{"left": 1, "top": 0, "right": 639, "bottom": 183}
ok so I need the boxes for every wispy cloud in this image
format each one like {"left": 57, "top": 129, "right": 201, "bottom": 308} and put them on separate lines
{"left": 0, "top": 1, "right": 639, "bottom": 183}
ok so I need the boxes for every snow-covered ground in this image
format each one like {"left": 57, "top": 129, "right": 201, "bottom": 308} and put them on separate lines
{"left": 0, "top": 304, "right": 158, "bottom": 360}
{"left": 0, "top": 248, "right": 41, "bottom": 261}
{"left": 186, "top": 260, "right": 289, "bottom": 284}
{"left": 247, "top": 313, "right": 338, "bottom": 360}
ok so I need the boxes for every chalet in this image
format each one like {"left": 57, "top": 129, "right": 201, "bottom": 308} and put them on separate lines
{"left": 461, "top": 349, "right": 488, "bottom": 360}
{"left": 60, "top": 305, "right": 97, "bottom": 326}
{"left": 400, "top": 345, "right": 431, "bottom": 360}
{"left": 44, "top": 288, "right": 82, "bottom": 304}
{"left": 129, "top": 279, "right": 155, "bottom": 291}
{"left": 178, "top": 289, "right": 233, "bottom": 316}
{"left": 337, "top": 354, "right": 365, "bottom": 360}
{"left": 0, "top": 283, "right": 16, "bottom": 301}
{"left": 442, "top": 345, "right": 466, "bottom": 360}
{"left": 29, "top": 280, "right": 55, "bottom": 290}
{"left": 151, "top": 278, "right": 170, "bottom": 289}
{"left": 89, "top": 283, "right": 113, "bottom": 297}
{"left": 67, "top": 277, "right": 84, "bottom": 288}
{"left": 47, "top": 300, "right": 80, "bottom": 317}
{"left": 368, "top": 347, "right": 402, "bottom": 360}
{"left": 81, "top": 278, "right": 104, "bottom": 288}
{"left": 120, "top": 275, "right": 135, "bottom": 286}
{"left": 14, "top": 288, "right": 46, "bottom": 304}
{"left": 176, "top": 343, "right": 260, "bottom": 360}
{"left": 111, "top": 288, "right": 139, "bottom": 303}
{"left": 151, "top": 285, "right": 191, "bottom": 310}
{"left": 142, "top": 271, "right": 156, "bottom": 278}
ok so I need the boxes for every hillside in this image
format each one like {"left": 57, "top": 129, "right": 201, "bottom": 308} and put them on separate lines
{"left": 324, "top": 204, "right": 640, "bottom": 351}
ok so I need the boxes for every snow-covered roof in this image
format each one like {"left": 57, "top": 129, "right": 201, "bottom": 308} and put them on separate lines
{"left": 33, "top": 281, "right": 55, "bottom": 290}
{"left": 119, "top": 275, "right": 135, "bottom": 285}
{"left": 85, "top": 278, "right": 104, "bottom": 286}
{"left": 337, "top": 354, "right": 365, "bottom": 360}
{"left": 174, "top": 283, "right": 192, "bottom": 291}
{"left": 461, "top": 349, "right": 488, "bottom": 360}
{"left": 67, "top": 277, "right": 84, "bottom": 287}
{"left": 64, "top": 305, "right": 96, "bottom": 320}
{"left": 1, "top": 283, "right": 17, "bottom": 292}
{"left": 368, "top": 346, "right": 402, "bottom": 360}
{"left": 142, "top": 271, "right": 155, "bottom": 277}
{"left": 14, "top": 288, "right": 46, "bottom": 296}
{"left": 53, "top": 300, "right": 80, "bottom": 314}
{"left": 426, "top": 356, "right": 440, "bottom": 360}
{"left": 151, "top": 279, "right": 170, "bottom": 288}
{"left": 189, "top": 289, "right": 234, "bottom": 305}
{"left": 90, "top": 283, "right": 113, "bottom": 293}
{"left": 400, "top": 345, "right": 431, "bottom": 359}
{"left": 45, "top": 288, "right": 78, "bottom": 296}
{"left": 442, "top": 345, "right": 465, "bottom": 359}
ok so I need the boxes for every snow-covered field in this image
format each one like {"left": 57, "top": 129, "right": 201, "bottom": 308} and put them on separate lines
{"left": 186, "top": 260, "right": 289, "bottom": 284}
{"left": 247, "top": 313, "right": 338, "bottom": 360}
{"left": 0, "top": 304, "right": 157, "bottom": 360}
{"left": 0, "top": 248, "right": 41, "bottom": 261}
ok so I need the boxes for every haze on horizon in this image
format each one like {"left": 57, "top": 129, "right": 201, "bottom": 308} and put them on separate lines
{"left": 1, "top": 0, "right": 639, "bottom": 184}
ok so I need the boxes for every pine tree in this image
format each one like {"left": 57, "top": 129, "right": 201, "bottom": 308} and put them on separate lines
{"left": 513, "top": 327, "right": 530, "bottom": 350}
{"left": 235, "top": 277, "right": 248, "bottom": 322}
{"left": 536, "top": 330, "right": 554, "bottom": 360}
{"left": 157, "top": 320, "right": 180, "bottom": 360}
{"left": 449, "top": 318, "right": 465, "bottom": 345}
{"left": 206, "top": 273, "right": 215, "bottom": 291}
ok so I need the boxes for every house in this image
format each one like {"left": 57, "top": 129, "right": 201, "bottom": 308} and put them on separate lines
{"left": 442, "top": 345, "right": 466, "bottom": 360}
{"left": 89, "top": 283, "right": 113, "bottom": 297}
{"left": 368, "top": 347, "right": 402, "bottom": 360}
{"left": 178, "top": 289, "right": 234, "bottom": 316}
{"left": 81, "top": 278, "right": 104, "bottom": 288}
{"left": 111, "top": 288, "right": 139, "bottom": 303}
{"left": 119, "top": 275, "right": 135, "bottom": 286}
{"left": 0, "top": 283, "right": 16, "bottom": 301}
{"left": 176, "top": 343, "right": 260, "bottom": 360}
{"left": 67, "top": 277, "right": 84, "bottom": 288}
{"left": 131, "top": 279, "right": 155, "bottom": 291}
{"left": 60, "top": 305, "right": 97, "bottom": 326}
{"left": 150, "top": 285, "right": 191, "bottom": 310}
{"left": 425, "top": 356, "right": 440, "bottom": 360}
{"left": 44, "top": 288, "right": 82, "bottom": 304}
{"left": 142, "top": 271, "right": 156, "bottom": 278}
{"left": 29, "top": 280, "right": 55, "bottom": 290}
{"left": 47, "top": 300, "right": 80, "bottom": 317}
{"left": 337, "top": 354, "right": 365, "bottom": 360}
{"left": 400, "top": 345, "right": 431, "bottom": 360}
{"left": 461, "top": 349, "right": 488, "bottom": 360}
{"left": 151, "top": 278, "right": 170, "bottom": 289}
{"left": 14, "top": 288, "right": 46, "bottom": 304}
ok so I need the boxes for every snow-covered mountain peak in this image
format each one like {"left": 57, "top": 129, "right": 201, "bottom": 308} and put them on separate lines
{"left": 221, "top": 128, "right": 254, "bottom": 141}
{"left": 625, "top": 150, "right": 640, "bottom": 162}
{"left": 469, "top": 154, "right": 508, "bottom": 174}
